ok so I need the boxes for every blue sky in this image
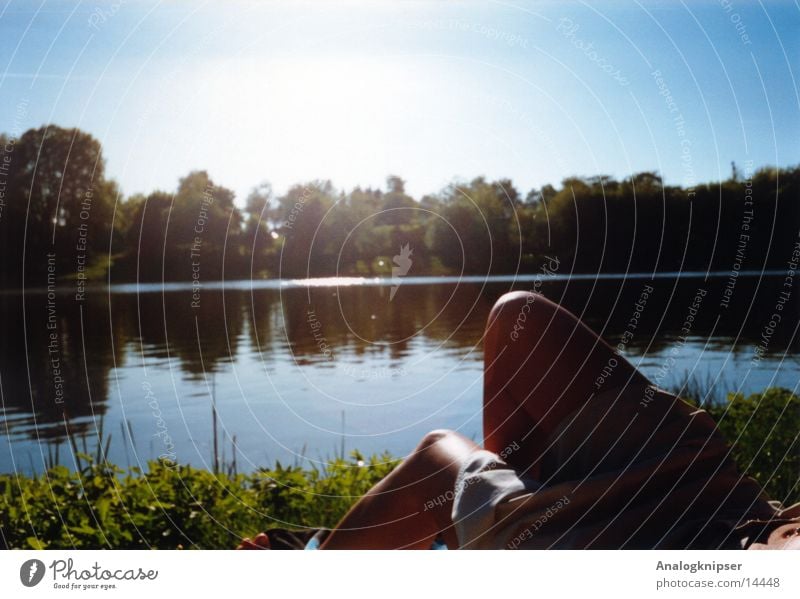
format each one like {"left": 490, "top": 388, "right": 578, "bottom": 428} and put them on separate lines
{"left": 1, "top": 0, "right": 798, "bottom": 202}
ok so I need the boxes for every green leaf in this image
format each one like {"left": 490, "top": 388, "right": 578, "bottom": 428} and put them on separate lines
{"left": 69, "top": 524, "right": 97, "bottom": 535}
{"left": 26, "top": 536, "right": 46, "bottom": 549}
{"left": 95, "top": 498, "right": 111, "bottom": 523}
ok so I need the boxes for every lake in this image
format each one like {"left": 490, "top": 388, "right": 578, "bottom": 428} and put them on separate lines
{"left": 1, "top": 272, "right": 798, "bottom": 474}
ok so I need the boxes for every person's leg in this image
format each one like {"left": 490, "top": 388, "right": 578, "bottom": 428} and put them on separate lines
{"left": 320, "top": 429, "right": 480, "bottom": 549}
{"left": 482, "top": 291, "right": 649, "bottom": 478}
{"left": 245, "top": 292, "right": 648, "bottom": 550}
{"left": 237, "top": 532, "right": 271, "bottom": 550}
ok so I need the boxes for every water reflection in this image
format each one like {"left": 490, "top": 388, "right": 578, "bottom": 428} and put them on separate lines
{"left": 1, "top": 273, "right": 797, "bottom": 471}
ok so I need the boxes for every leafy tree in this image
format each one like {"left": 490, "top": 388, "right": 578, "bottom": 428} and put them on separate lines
{"left": 0, "top": 126, "right": 117, "bottom": 285}
{"left": 115, "top": 191, "right": 172, "bottom": 282}
{"left": 377, "top": 175, "right": 416, "bottom": 226}
{"left": 429, "top": 177, "right": 520, "bottom": 274}
{"left": 242, "top": 182, "right": 275, "bottom": 277}
{"left": 272, "top": 181, "right": 336, "bottom": 277}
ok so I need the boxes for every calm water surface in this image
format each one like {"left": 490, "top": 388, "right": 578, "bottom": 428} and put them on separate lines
{"left": 1, "top": 273, "right": 798, "bottom": 473}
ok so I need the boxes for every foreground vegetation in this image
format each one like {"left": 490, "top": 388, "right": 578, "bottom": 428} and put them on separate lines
{"left": 1, "top": 388, "right": 797, "bottom": 549}
{"left": 0, "top": 450, "right": 397, "bottom": 550}
{"left": 704, "top": 388, "right": 799, "bottom": 508}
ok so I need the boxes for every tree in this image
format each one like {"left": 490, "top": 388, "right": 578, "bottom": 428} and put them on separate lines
{"left": 428, "top": 178, "right": 520, "bottom": 274}
{"left": 272, "top": 181, "right": 336, "bottom": 277}
{"left": 243, "top": 182, "right": 275, "bottom": 277}
{"left": 377, "top": 176, "right": 416, "bottom": 226}
{"left": 0, "top": 126, "right": 117, "bottom": 286}
{"left": 386, "top": 175, "right": 405, "bottom": 194}
{"left": 116, "top": 191, "right": 172, "bottom": 282}
{"left": 245, "top": 182, "right": 272, "bottom": 220}
{"left": 167, "top": 171, "right": 240, "bottom": 281}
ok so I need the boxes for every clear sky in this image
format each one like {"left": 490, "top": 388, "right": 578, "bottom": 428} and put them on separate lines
{"left": 1, "top": 0, "right": 798, "bottom": 202}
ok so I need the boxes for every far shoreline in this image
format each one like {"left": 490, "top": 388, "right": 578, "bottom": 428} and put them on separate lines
{"left": 5, "top": 269, "right": 788, "bottom": 295}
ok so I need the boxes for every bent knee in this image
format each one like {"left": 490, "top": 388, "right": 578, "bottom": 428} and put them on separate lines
{"left": 416, "top": 429, "right": 478, "bottom": 457}
{"left": 418, "top": 429, "right": 457, "bottom": 449}
{"left": 487, "top": 291, "right": 560, "bottom": 339}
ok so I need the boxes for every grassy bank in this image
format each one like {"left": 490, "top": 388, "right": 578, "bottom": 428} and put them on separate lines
{"left": 1, "top": 388, "right": 797, "bottom": 549}
{"left": 0, "top": 451, "right": 397, "bottom": 550}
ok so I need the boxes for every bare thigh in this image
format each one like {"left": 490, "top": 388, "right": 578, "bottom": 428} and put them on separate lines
{"left": 482, "top": 291, "right": 648, "bottom": 476}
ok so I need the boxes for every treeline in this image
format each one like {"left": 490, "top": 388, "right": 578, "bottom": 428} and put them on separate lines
{"left": 1, "top": 125, "right": 798, "bottom": 286}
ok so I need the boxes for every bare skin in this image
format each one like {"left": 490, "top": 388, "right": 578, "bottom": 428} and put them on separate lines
{"left": 748, "top": 524, "right": 800, "bottom": 550}
{"left": 319, "top": 430, "right": 478, "bottom": 550}
{"left": 237, "top": 291, "right": 799, "bottom": 550}
{"left": 481, "top": 291, "right": 648, "bottom": 478}
{"left": 237, "top": 430, "right": 478, "bottom": 550}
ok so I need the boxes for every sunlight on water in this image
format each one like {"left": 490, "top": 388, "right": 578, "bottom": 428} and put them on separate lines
{"left": 283, "top": 277, "right": 375, "bottom": 287}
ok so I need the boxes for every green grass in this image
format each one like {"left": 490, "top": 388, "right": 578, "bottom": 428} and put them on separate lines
{"left": 704, "top": 388, "right": 800, "bottom": 507}
{"left": 1, "top": 387, "right": 797, "bottom": 549}
{"left": 0, "top": 451, "right": 397, "bottom": 549}
{"left": 669, "top": 381, "right": 799, "bottom": 506}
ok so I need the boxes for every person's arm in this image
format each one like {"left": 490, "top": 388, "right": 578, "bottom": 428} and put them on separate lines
{"left": 320, "top": 430, "right": 480, "bottom": 549}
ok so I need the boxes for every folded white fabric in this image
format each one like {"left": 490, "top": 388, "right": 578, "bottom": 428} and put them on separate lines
{"left": 451, "top": 449, "right": 542, "bottom": 549}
